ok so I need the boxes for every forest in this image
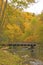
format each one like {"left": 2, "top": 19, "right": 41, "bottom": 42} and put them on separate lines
{"left": 0, "top": 0, "right": 43, "bottom": 65}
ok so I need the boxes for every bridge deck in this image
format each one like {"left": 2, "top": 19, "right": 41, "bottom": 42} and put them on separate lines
{"left": 0, "top": 43, "right": 36, "bottom": 46}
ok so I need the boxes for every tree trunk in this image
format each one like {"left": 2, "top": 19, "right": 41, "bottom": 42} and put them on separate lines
{"left": 0, "top": 0, "right": 7, "bottom": 42}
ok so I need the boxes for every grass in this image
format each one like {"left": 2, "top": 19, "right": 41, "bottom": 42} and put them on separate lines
{"left": 0, "top": 49, "right": 22, "bottom": 65}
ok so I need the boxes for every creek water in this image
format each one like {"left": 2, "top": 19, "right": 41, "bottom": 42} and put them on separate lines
{"left": 8, "top": 45, "right": 43, "bottom": 65}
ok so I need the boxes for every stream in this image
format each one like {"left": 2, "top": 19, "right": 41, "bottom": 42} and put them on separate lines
{"left": 2, "top": 45, "right": 43, "bottom": 65}
{"left": 8, "top": 46, "right": 43, "bottom": 65}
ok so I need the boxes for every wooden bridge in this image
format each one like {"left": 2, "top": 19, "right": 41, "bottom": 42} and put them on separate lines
{"left": 8, "top": 43, "right": 36, "bottom": 46}
{"left": 1, "top": 43, "right": 36, "bottom": 58}
{"left": 1, "top": 42, "right": 36, "bottom": 49}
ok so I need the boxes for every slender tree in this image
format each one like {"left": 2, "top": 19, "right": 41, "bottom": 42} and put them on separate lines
{"left": 0, "top": 0, "right": 7, "bottom": 25}
{"left": 0, "top": 0, "right": 7, "bottom": 40}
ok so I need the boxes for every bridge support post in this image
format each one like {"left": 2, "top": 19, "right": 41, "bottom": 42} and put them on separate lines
{"left": 30, "top": 44, "right": 36, "bottom": 58}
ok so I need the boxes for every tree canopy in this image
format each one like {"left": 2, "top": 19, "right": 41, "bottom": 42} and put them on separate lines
{"left": 0, "top": 0, "right": 43, "bottom": 44}
{"left": 9, "top": 0, "right": 35, "bottom": 9}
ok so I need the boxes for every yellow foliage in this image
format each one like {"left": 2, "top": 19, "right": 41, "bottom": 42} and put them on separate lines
{"left": 24, "top": 35, "right": 39, "bottom": 42}
{"left": 7, "top": 24, "right": 14, "bottom": 30}
{"left": 6, "top": 23, "right": 22, "bottom": 35}
{"left": 23, "top": 12, "right": 32, "bottom": 20}
{"left": 13, "top": 24, "right": 20, "bottom": 30}
{"left": 23, "top": 22, "right": 31, "bottom": 31}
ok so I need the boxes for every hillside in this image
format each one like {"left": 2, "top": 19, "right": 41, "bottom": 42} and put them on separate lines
{"left": 0, "top": 5, "right": 43, "bottom": 44}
